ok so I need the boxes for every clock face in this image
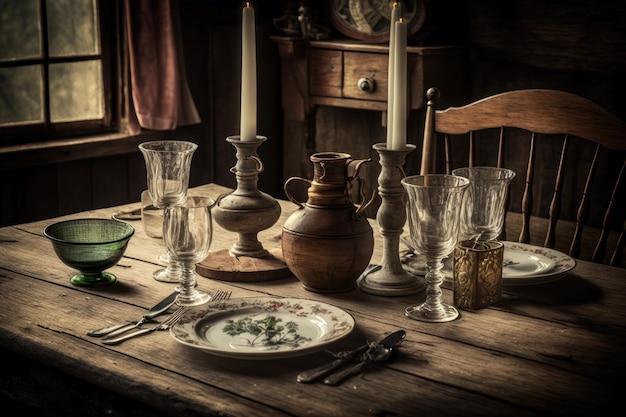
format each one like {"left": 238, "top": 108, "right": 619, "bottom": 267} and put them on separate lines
{"left": 329, "top": 0, "right": 426, "bottom": 43}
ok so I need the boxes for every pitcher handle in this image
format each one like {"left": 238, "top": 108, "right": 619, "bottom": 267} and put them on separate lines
{"left": 346, "top": 158, "right": 377, "bottom": 218}
{"left": 284, "top": 177, "right": 312, "bottom": 209}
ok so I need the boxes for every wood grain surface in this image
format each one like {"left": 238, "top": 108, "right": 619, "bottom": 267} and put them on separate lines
{"left": 1, "top": 183, "right": 624, "bottom": 417}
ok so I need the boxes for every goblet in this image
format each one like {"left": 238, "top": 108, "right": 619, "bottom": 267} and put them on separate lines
{"left": 163, "top": 196, "right": 215, "bottom": 306}
{"left": 139, "top": 140, "right": 197, "bottom": 283}
{"left": 140, "top": 189, "right": 180, "bottom": 282}
{"left": 44, "top": 218, "right": 135, "bottom": 287}
{"left": 451, "top": 167, "right": 516, "bottom": 242}
{"left": 401, "top": 175, "right": 469, "bottom": 322}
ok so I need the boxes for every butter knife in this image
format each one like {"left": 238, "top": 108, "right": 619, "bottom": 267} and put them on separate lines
{"left": 87, "top": 291, "right": 178, "bottom": 337}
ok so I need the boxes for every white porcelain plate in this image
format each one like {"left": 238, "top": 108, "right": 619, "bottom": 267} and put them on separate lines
{"left": 403, "top": 242, "right": 576, "bottom": 286}
{"left": 170, "top": 297, "right": 355, "bottom": 359}
{"left": 497, "top": 242, "right": 576, "bottom": 285}
{"left": 502, "top": 249, "right": 556, "bottom": 277}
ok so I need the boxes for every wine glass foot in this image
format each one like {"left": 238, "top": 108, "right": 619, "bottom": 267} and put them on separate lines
{"left": 405, "top": 302, "right": 459, "bottom": 323}
{"left": 175, "top": 290, "right": 211, "bottom": 307}
{"left": 70, "top": 271, "right": 117, "bottom": 287}
{"left": 153, "top": 268, "right": 180, "bottom": 283}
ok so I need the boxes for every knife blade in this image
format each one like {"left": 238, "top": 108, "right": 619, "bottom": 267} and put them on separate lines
{"left": 297, "top": 330, "right": 406, "bottom": 384}
{"left": 86, "top": 291, "right": 178, "bottom": 337}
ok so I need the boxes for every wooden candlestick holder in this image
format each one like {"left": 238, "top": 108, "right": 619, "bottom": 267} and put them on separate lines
{"left": 357, "top": 143, "right": 426, "bottom": 296}
{"left": 196, "top": 135, "right": 290, "bottom": 282}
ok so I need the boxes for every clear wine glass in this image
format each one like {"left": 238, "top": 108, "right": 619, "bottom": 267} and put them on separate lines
{"left": 139, "top": 140, "right": 197, "bottom": 283}
{"left": 163, "top": 196, "right": 215, "bottom": 306}
{"left": 140, "top": 189, "right": 181, "bottom": 282}
{"left": 401, "top": 174, "right": 469, "bottom": 322}
{"left": 451, "top": 167, "right": 515, "bottom": 242}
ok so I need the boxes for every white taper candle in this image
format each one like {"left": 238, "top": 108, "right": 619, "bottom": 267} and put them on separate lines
{"left": 240, "top": 3, "right": 257, "bottom": 141}
{"left": 391, "top": 19, "right": 407, "bottom": 150}
{"left": 386, "top": 2, "right": 401, "bottom": 149}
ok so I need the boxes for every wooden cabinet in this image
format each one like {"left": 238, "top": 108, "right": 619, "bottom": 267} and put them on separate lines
{"left": 272, "top": 37, "right": 468, "bottom": 184}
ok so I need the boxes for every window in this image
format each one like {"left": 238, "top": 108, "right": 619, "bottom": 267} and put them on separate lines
{"left": 0, "top": 0, "right": 120, "bottom": 147}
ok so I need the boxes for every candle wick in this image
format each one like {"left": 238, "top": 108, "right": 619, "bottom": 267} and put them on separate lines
{"left": 245, "top": 2, "right": 251, "bottom": 7}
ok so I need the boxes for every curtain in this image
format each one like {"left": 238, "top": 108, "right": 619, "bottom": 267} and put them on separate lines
{"left": 124, "top": 0, "right": 201, "bottom": 134}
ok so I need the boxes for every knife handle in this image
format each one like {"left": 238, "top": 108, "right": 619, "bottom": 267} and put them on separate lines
{"left": 98, "top": 322, "right": 140, "bottom": 338}
{"left": 323, "top": 360, "right": 368, "bottom": 386}
{"left": 101, "top": 327, "right": 154, "bottom": 345}
{"left": 87, "top": 321, "right": 134, "bottom": 337}
{"left": 297, "top": 358, "right": 348, "bottom": 383}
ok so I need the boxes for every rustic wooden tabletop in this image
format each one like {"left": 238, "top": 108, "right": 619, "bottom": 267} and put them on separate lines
{"left": 1, "top": 183, "right": 624, "bottom": 417}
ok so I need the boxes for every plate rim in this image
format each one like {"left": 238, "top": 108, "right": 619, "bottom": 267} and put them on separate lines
{"left": 499, "top": 241, "right": 576, "bottom": 285}
{"left": 502, "top": 248, "right": 557, "bottom": 278}
{"left": 169, "top": 296, "right": 356, "bottom": 360}
{"left": 403, "top": 241, "right": 576, "bottom": 285}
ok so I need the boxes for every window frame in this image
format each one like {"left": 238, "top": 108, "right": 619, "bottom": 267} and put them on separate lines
{"left": 0, "top": 0, "right": 123, "bottom": 147}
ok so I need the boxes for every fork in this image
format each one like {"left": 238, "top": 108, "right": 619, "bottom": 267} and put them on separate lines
{"left": 102, "top": 289, "right": 232, "bottom": 345}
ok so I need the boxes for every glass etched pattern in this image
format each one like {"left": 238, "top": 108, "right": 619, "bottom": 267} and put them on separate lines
{"left": 44, "top": 218, "right": 134, "bottom": 287}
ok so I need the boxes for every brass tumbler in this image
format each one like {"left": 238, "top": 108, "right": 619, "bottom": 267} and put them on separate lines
{"left": 453, "top": 240, "right": 504, "bottom": 310}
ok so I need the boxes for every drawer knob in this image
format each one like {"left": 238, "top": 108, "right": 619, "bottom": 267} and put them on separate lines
{"left": 358, "top": 77, "right": 375, "bottom": 93}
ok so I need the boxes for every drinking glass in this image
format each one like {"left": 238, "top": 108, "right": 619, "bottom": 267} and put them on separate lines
{"left": 163, "top": 196, "right": 214, "bottom": 306}
{"left": 139, "top": 140, "right": 198, "bottom": 208}
{"left": 139, "top": 140, "right": 197, "bottom": 283}
{"left": 140, "top": 189, "right": 179, "bottom": 281}
{"left": 451, "top": 167, "right": 516, "bottom": 242}
{"left": 401, "top": 175, "right": 469, "bottom": 322}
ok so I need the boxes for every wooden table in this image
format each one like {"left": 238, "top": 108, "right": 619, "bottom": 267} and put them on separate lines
{"left": 1, "top": 183, "right": 624, "bottom": 417}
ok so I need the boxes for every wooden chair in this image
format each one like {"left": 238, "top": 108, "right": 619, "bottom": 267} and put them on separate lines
{"left": 420, "top": 87, "right": 626, "bottom": 267}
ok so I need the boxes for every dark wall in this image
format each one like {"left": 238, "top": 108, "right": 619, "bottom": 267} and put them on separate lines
{"left": 466, "top": 0, "right": 626, "bottom": 117}
{"left": 1, "top": 0, "right": 624, "bottom": 227}
{"left": 308, "top": 0, "right": 626, "bottom": 226}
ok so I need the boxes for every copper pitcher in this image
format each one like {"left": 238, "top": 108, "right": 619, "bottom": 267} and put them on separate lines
{"left": 281, "top": 152, "right": 376, "bottom": 293}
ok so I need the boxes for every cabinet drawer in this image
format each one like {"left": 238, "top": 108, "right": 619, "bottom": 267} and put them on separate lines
{"left": 343, "top": 51, "right": 388, "bottom": 102}
{"left": 309, "top": 49, "right": 342, "bottom": 97}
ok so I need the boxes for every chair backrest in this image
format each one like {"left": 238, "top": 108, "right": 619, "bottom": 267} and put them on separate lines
{"left": 421, "top": 87, "right": 626, "bottom": 267}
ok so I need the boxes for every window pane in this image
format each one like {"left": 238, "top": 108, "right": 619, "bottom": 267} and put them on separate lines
{"left": 49, "top": 60, "right": 103, "bottom": 122}
{"left": 0, "top": 65, "right": 44, "bottom": 125}
{"left": 0, "top": 0, "right": 42, "bottom": 61}
{"left": 47, "top": 0, "right": 99, "bottom": 57}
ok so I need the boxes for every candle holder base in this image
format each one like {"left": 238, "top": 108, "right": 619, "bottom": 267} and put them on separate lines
{"left": 207, "top": 135, "right": 288, "bottom": 280}
{"left": 358, "top": 266, "right": 425, "bottom": 296}
{"left": 196, "top": 248, "right": 292, "bottom": 282}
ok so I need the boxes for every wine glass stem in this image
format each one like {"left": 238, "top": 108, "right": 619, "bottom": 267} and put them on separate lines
{"left": 178, "top": 262, "right": 198, "bottom": 302}
{"left": 424, "top": 258, "right": 445, "bottom": 310}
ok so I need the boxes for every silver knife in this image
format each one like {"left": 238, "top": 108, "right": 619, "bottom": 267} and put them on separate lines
{"left": 323, "top": 330, "right": 406, "bottom": 386}
{"left": 297, "top": 330, "right": 406, "bottom": 384}
{"left": 87, "top": 291, "right": 178, "bottom": 337}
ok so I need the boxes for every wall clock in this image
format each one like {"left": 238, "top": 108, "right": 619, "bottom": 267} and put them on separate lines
{"left": 329, "top": 0, "right": 426, "bottom": 43}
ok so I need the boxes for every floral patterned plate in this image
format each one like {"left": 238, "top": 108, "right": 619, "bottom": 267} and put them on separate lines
{"left": 170, "top": 297, "right": 355, "bottom": 359}
{"left": 403, "top": 242, "right": 576, "bottom": 286}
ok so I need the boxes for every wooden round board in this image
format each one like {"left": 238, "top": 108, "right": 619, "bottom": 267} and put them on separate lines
{"left": 196, "top": 248, "right": 293, "bottom": 282}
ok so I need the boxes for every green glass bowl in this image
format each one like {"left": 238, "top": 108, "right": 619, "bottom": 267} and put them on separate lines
{"left": 44, "top": 218, "right": 135, "bottom": 287}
